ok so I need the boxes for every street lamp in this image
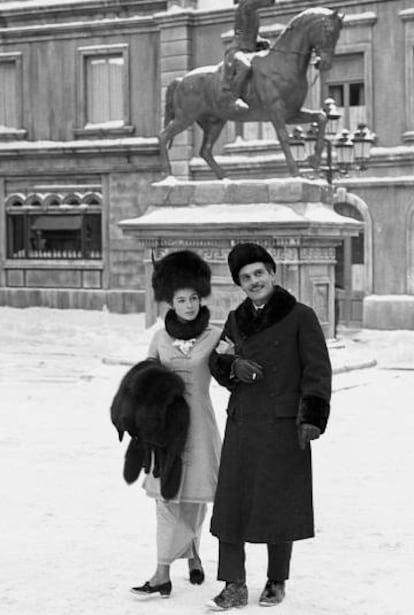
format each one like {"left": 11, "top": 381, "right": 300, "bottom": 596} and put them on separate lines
{"left": 289, "top": 97, "right": 376, "bottom": 184}
{"left": 352, "top": 122, "right": 376, "bottom": 169}
{"left": 289, "top": 126, "right": 308, "bottom": 164}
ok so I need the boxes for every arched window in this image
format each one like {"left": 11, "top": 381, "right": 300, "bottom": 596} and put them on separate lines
{"left": 6, "top": 190, "right": 102, "bottom": 260}
{"left": 26, "top": 194, "right": 43, "bottom": 208}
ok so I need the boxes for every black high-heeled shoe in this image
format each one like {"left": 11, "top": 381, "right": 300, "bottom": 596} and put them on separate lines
{"left": 130, "top": 580, "right": 172, "bottom": 597}
{"left": 189, "top": 567, "right": 205, "bottom": 585}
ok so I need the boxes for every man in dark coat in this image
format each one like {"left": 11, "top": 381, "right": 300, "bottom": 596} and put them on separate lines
{"left": 207, "top": 242, "right": 332, "bottom": 610}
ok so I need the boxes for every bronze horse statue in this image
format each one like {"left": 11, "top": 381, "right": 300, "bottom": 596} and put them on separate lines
{"left": 159, "top": 7, "right": 344, "bottom": 179}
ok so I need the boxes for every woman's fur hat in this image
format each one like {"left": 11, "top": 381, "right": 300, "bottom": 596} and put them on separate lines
{"left": 228, "top": 242, "right": 276, "bottom": 285}
{"left": 152, "top": 250, "right": 211, "bottom": 303}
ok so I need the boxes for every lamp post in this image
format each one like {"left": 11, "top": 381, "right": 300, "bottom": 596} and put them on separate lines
{"left": 289, "top": 97, "right": 376, "bottom": 184}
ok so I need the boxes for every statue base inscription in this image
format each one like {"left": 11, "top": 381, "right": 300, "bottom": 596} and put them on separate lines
{"left": 119, "top": 177, "right": 361, "bottom": 338}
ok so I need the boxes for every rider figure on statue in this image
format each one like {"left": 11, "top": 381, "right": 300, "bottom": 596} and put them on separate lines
{"left": 224, "top": 0, "right": 275, "bottom": 112}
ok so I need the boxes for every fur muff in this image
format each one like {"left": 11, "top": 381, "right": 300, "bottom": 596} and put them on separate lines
{"left": 110, "top": 359, "right": 190, "bottom": 499}
{"left": 152, "top": 250, "right": 211, "bottom": 303}
{"left": 297, "top": 395, "right": 330, "bottom": 433}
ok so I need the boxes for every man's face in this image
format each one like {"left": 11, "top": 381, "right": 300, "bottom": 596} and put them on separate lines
{"left": 238, "top": 261, "right": 276, "bottom": 306}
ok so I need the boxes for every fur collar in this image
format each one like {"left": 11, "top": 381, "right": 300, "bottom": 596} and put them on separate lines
{"left": 234, "top": 286, "right": 296, "bottom": 337}
{"left": 165, "top": 305, "right": 210, "bottom": 340}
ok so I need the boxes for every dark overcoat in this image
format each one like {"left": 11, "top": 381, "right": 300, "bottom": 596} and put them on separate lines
{"left": 209, "top": 286, "right": 332, "bottom": 544}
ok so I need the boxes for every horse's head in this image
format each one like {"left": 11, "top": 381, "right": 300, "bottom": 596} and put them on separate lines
{"left": 309, "top": 9, "right": 344, "bottom": 72}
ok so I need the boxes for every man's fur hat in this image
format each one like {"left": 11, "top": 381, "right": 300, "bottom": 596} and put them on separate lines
{"left": 110, "top": 360, "right": 190, "bottom": 500}
{"left": 152, "top": 250, "right": 211, "bottom": 303}
{"left": 228, "top": 242, "right": 276, "bottom": 285}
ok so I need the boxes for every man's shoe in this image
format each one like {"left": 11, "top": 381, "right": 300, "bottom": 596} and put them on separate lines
{"left": 258, "top": 580, "right": 285, "bottom": 606}
{"left": 130, "top": 580, "right": 172, "bottom": 598}
{"left": 207, "top": 582, "right": 248, "bottom": 611}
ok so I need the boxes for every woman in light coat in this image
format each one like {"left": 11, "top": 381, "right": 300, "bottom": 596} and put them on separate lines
{"left": 131, "top": 250, "right": 222, "bottom": 598}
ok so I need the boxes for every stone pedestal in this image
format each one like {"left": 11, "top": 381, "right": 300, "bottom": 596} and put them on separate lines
{"left": 119, "top": 178, "right": 362, "bottom": 338}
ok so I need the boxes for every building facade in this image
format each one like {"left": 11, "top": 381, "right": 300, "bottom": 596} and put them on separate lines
{"left": 0, "top": 0, "right": 413, "bottom": 329}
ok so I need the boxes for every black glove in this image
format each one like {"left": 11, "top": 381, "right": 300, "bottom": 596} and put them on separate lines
{"left": 232, "top": 358, "right": 264, "bottom": 383}
{"left": 298, "top": 423, "right": 321, "bottom": 450}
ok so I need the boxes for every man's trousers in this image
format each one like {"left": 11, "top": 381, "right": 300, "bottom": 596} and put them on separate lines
{"left": 218, "top": 540, "right": 293, "bottom": 583}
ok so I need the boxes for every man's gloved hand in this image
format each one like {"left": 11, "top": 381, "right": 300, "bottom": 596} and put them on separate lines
{"left": 298, "top": 423, "right": 321, "bottom": 450}
{"left": 232, "top": 358, "right": 264, "bottom": 383}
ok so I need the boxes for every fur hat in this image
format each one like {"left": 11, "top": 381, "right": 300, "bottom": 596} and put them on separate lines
{"left": 228, "top": 242, "right": 276, "bottom": 285}
{"left": 152, "top": 250, "right": 211, "bottom": 303}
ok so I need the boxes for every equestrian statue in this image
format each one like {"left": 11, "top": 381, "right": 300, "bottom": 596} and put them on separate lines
{"left": 159, "top": 3, "right": 344, "bottom": 179}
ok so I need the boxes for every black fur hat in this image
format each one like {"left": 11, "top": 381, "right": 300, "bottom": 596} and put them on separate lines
{"left": 152, "top": 250, "right": 211, "bottom": 303}
{"left": 228, "top": 242, "right": 276, "bottom": 285}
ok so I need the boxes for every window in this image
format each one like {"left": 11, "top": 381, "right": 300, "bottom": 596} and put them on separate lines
{"left": 0, "top": 52, "right": 26, "bottom": 139}
{"left": 6, "top": 192, "right": 102, "bottom": 260}
{"left": 75, "top": 44, "right": 133, "bottom": 137}
{"left": 86, "top": 54, "right": 124, "bottom": 125}
{"left": 402, "top": 13, "right": 414, "bottom": 141}
{"left": 324, "top": 53, "right": 366, "bottom": 130}
{"left": 0, "top": 61, "right": 17, "bottom": 127}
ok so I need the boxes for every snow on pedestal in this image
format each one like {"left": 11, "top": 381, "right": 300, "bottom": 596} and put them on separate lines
{"left": 119, "top": 178, "right": 362, "bottom": 337}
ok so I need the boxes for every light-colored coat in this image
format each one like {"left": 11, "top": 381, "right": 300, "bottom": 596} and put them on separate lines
{"left": 143, "top": 324, "right": 222, "bottom": 503}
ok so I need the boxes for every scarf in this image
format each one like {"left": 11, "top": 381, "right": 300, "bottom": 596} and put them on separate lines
{"left": 165, "top": 305, "right": 210, "bottom": 341}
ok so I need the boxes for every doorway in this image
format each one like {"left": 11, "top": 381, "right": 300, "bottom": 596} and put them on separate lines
{"left": 334, "top": 201, "right": 365, "bottom": 327}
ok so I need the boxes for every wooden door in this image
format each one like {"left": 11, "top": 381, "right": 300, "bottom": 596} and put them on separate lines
{"left": 334, "top": 202, "right": 365, "bottom": 329}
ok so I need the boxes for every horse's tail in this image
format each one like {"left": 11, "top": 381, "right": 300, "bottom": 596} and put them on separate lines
{"left": 163, "top": 78, "right": 181, "bottom": 149}
{"left": 164, "top": 78, "right": 180, "bottom": 128}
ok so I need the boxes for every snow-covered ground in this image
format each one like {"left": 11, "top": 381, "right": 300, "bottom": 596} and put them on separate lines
{"left": 0, "top": 307, "right": 413, "bottom": 615}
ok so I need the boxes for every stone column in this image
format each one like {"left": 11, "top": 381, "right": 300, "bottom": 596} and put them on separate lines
{"left": 155, "top": 6, "right": 195, "bottom": 179}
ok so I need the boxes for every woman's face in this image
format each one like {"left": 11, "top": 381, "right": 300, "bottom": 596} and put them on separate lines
{"left": 171, "top": 289, "right": 201, "bottom": 321}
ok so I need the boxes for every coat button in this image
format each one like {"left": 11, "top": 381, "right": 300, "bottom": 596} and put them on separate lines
{"left": 272, "top": 366, "right": 278, "bottom": 372}
{"left": 273, "top": 340, "right": 280, "bottom": 346}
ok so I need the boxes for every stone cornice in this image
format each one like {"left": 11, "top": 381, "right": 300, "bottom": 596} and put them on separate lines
{"left": 153, "top": 9, "right": 195, "bottom": 28}
{"left": 0, "top": 137, "right": 160, "bottom": 157}
{"left": 0, "top": 0, "right": 165, "bottom": 23}
{"left": 337, "top": 176, "right": 414, "bottom": 188}
{"left": 371, "top": 145, "right": 414, "bottom": 162}
{"left": 190, "top": 142, "right": 414, "bottom": 181}
{"left": 0, "top": 1, "right": 380, "bottom": 41}
{"left": 343, "top": 11, "right": 377, "bottom": 27}
{"left": 258, "top": 0, "right": 390, "bottom": 16}
{"left": 400, "top": 8, "right": 414, "bottom": 22}
{"left": 0, "top": 15, "right": 158, "bottom": 41}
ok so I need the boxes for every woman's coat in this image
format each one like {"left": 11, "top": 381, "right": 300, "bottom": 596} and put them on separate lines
{"left": 209, "top": 286, "right": 332, "bottom": 544}
{"left": 144, "top": 324, "right": 222, "bottom": 504}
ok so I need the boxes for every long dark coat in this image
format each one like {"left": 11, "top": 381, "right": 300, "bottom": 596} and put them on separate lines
{"left": 209, "top": 286, "right": 332, "bottom": 544}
